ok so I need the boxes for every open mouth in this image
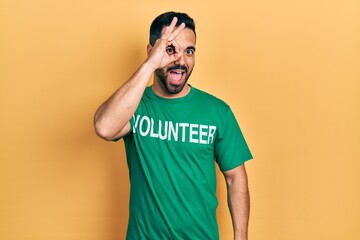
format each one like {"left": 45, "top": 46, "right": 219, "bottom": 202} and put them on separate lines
{"left": 168, "top": 66, "right": 188, "bottom": 85}
{"left": 169, "top": 70, "right": 185, "bottom": 84}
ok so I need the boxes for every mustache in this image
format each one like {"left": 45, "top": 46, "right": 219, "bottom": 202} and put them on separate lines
{"left": 167, "top": 65, "right": 188, "bottom": 74}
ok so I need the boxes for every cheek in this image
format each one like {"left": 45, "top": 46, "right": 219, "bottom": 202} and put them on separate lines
{"left": 155, "top": 68, "right": 166, "bottom": 77}
{"left": 186, "top": 57, "right": 195, "bottom": 68}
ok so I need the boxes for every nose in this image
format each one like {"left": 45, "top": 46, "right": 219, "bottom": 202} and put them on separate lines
{"left": 174, "top": 52, "right": 185, "bottom": 66}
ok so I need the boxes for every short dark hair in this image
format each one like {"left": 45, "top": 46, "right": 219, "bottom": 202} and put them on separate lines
{"left": 149, "top": 11, "right": 196, "bottom": 46}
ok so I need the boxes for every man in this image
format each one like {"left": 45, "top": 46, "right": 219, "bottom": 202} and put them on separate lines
{"left": 94, "top": 11, "right": 253, "bottom": 240}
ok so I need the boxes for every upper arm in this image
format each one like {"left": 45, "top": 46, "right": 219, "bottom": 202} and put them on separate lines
{"left": 223, "top": 164, "right": 248, "bottom": 186}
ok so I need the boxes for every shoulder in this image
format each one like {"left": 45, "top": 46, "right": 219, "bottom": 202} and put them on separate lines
{"left": 192, "top": 87, "right": 230, "bottom": 110}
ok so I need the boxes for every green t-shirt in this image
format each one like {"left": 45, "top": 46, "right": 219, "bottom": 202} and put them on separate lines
{"left": 123, "top": 86, "right": 252, "bottom": 240}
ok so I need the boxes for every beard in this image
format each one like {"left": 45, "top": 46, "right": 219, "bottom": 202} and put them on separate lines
{"left": 155, "top": 65, "right": 193, "bottom": 94}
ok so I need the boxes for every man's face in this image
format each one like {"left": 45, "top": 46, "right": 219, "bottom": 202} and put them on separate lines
{"left": 154, "top": 28, "right": 196, "bottom": 95}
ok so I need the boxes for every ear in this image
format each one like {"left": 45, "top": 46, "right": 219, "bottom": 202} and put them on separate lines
{"left": 146, "top": 44, "right": 153, "bottom": 56}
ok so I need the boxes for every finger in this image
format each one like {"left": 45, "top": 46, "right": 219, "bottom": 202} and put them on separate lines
{"left": 174, "top": 51, "right": 183, "bottom": 61}
{"left": 161, "top": 17, "right": 178, "bottom": 40}
{"left": 166, "top": 17, "right": 178, "bottom": 37}
{"left": 169, "top": 51, "right": 183, "bottom": 63}
{"left": 171, "top": 40, "right": 180, "bottom": 53}
{"left": 161, "top": 26, "right": 171, "bottom": 41}
{"left": 168, "top": 22, "right": 186, "bottom": 41}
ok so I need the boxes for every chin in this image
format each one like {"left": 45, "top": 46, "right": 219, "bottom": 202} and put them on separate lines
{"left": 156, "top": 69, "right": 191, "bottom": 95}
{"left": 165, "top": 82, "right": 187, "bottom": 94}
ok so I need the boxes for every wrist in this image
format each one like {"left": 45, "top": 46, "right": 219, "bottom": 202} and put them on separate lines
{"left": 234, "top": 231, "right": 248, "bottom": 240}
{"left": 137, "top": 61, "right": 156, "bottom": 79}
{"left": 143, "top": 58, "right": 159, "bottom": 72}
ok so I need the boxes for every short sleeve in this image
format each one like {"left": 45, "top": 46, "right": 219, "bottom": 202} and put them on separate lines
{"left": 215, "top": 107, "right": 253, "bottom": 171}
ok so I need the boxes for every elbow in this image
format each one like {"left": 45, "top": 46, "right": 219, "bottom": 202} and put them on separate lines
{"left": 94, "top": 109, "right": 119, "bottom": 141}
{"left": 94, "top": 121, "right": 116, "bottom": 141}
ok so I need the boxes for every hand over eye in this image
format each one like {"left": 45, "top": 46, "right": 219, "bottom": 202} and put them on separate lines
{"left": 166, "top": 45, "right": 175, "bottom": 55}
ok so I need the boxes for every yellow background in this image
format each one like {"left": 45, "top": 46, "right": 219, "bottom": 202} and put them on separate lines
{"left": 1, "top": 0, "right": 359, "bottom": 239}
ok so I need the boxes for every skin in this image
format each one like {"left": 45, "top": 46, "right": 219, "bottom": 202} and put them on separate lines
{"left": 94, "top": 16, "right": 250, "bottom": 240}
{"left": 224, "top": 164, "right": 250, "bottom": 240}
{"left": 94, "top": 17, "right": 187, "bottom": 140}
{"left": 150, "top": 28, "right": 196, "bottom": 97}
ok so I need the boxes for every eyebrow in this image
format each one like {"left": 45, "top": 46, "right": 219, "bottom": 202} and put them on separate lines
{"left": 186, "top": 46, "right": 196, "bottom": 52}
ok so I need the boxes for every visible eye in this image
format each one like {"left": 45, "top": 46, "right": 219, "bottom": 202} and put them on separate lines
{"left": 166, "top": 46, "right": 175, "bottom": 55}
{"left": 186, "top": 49, "right": 195, "bottom": 55}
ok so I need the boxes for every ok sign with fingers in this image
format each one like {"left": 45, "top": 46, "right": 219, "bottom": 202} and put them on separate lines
{"left": 146, "top": 17, "right": 186, "bottom": 71}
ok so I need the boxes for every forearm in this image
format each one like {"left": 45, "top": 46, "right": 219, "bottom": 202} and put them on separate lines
{"left": 226, "top": 168, "right": 250, "bottom": 240}
{"left": 94, "top": 17, "right": 186, "bottom": 141}
{"left": 94, "top": 61, "right": 154, "bottom": 140}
